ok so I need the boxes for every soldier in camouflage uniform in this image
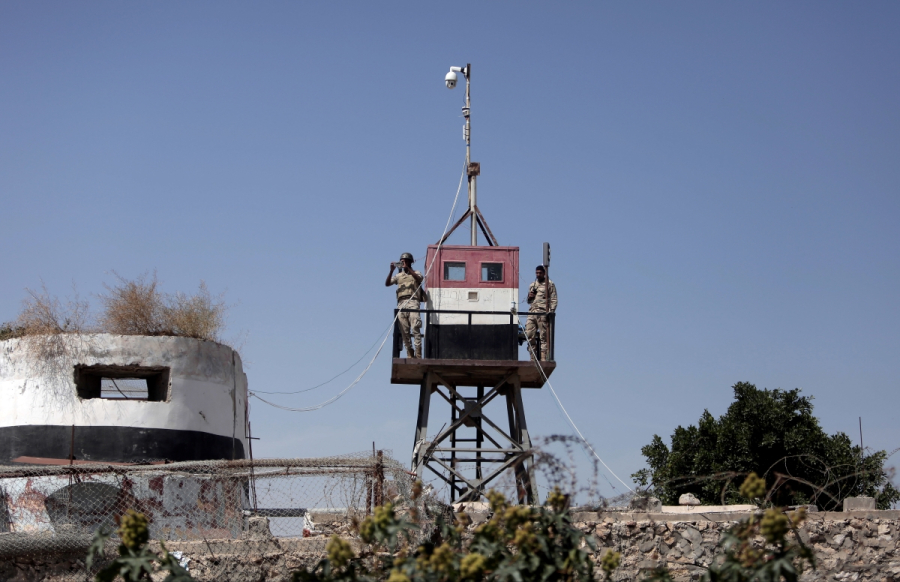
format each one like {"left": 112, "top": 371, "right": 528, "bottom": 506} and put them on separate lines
{"left": 386, "top": 252, "right": 423, "bottom": 359}
{"left": 525, "top": 265, "right": 557, "bottom": 361}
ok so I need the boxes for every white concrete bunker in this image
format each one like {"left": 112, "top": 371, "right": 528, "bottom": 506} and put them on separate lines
{"left": 0, "top": 334, "right": 248, "bottom": 464}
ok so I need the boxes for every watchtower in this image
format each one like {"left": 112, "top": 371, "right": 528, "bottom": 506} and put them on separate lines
{"left": 390, "top": 64, "right": 556, "bottom": 504}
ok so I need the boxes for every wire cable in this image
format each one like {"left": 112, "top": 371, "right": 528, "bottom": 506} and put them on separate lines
{"left": 250, "top": 161, "right": 468, "bottom": 411}
{"left": 517, "top": 310, "right": 634, "bottom": 493}
{"left": 252, "top": 332, "right": 385, "bottom": 395}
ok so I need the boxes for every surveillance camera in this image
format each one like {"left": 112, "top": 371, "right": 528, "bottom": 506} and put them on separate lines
{"left": 445, "top": 71, "right": 458, "bottom": 89}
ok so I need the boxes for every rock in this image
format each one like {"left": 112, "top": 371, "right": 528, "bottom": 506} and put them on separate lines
{"left": 244, "top": 516, "right": 274, "bottom": 540}
{"left": 679, "top": 493, "right": 701, "bottom": 506}
{"left": 682, "top": 526, "right": 702, "bottom": 546}
{"left": 843, "top": 497, "right": 876, "bottom": 511}
{"left": 630, "top": 496, "right": 663, "bottom": 512}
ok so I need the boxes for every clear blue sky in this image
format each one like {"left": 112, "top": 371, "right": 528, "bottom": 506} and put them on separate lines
{"left": 2, "top": 2, "right": 898, "bottom": 500}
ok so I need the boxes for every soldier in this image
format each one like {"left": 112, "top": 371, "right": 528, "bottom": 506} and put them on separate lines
{"left": 386, "top": 252, "right": 424, "bottom": 359}
{"left": 525, "top": 265, "right": 557, "bottom": 361}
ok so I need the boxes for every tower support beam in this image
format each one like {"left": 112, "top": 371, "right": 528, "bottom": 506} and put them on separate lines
{"left": 410, "top": 367, "right": 537, "bottom": 504}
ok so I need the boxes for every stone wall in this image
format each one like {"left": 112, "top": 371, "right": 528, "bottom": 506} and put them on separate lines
{"left": 2, "top": 510, "right": 898, "bottom": 581}
{"left": 572, "top": 509, "right": 900, "bottom": 581}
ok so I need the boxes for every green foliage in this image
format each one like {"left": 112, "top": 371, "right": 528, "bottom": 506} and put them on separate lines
{"left": 703, "top": 476, "right": 815, "bottom": 582}
{"left": 88, "top": 477, "right": 818, "bottom": 582}
{"left": 294, "top": 486, "right": 596, "bottom": 582}
{"left": 633, "top": 382, "right": 900, "bottom": 509}
{"left": 86, "top": 510, "right": 194, "bottom": 582}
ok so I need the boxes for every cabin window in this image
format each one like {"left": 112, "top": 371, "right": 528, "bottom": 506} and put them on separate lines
{"left": 74, "top": 365, "right": 170, "bottom": 402}
{"left": 443, "top": 262, "right": 466, "bottom": 281}
{"left": 481, "top": 263, "right": 503, "bottom": 282}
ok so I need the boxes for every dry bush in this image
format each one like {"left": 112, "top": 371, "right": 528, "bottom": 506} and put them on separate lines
{"left": 162, "top": 282, "right": 226, "bottom": 341}
{"left": 14, "top": 283, "right": 93, "bottom": 390}
{"left": 98, "top": 271, "right": 169, "bottom": 336}
{"left": 6, "top": 273, "right": 229, "bottom": 364}
{"left": 98, "top": 272, "right": 227, "bottom": 342}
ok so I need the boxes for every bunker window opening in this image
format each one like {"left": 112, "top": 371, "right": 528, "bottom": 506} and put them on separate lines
{"left": 443, "top": 261, "right": 466, "bottom": 281}
{"left": 75, "top": 365, "right": 170, "bottom": 402}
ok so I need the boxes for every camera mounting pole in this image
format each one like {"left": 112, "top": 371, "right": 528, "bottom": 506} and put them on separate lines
{"left": 462, "top": 64, "right": 478, "bottom": 246}
{"left": 443, "top": 64, "right": 496, "bottom": 248}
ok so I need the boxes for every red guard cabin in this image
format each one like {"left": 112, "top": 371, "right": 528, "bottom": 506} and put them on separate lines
{"left": 390, "top": 65, "right": 556, "bottom": 504}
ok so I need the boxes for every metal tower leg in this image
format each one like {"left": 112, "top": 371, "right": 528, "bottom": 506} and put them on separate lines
{"left": 508, "top": 377, "right": 537, "bottom": 504}
{"left": 411, "top": 368, "right": 538, "bottom": 505}
{"left": 412, "top": 371, "right": 433, "bottom": 480}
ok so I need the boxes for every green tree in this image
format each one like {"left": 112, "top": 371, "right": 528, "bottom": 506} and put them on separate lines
{"left": 633, "top": 382, "right": 899, "bottom": 509}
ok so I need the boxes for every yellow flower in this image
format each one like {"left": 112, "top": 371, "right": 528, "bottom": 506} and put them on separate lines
{"left": 388, "top": 568, "right": 410, "bottom": 582}
{"left": 600, "top": 550, "right": 621, "bottom": 576}
{"left": 503, "top": 505, "right": 533, "bottom": 528}
{"left": 326, "top": 535, "right": 355, "bottom": 567}
{"left": 739, "top": 472, "right": 767, "bottom": 501}
{"left": 738, "top": 543, "right": 762, "bottom": 567}
{"left": 512, "top": 524, "right": 536, "bottom": 550}
{"left": 358, "top": 516, "right": 375, "bottom": 543}
{"left": 456, "top": 512, "right": 472, "bottom": 528}
{"left": 545, "top": 487, "right": 568, "bottom": 512}
{"left": 374, "top": 503, "right": 395, "bottom": 527}
{"left": 486, "top": 490, "right": 508, "bottom": 513}
{"left": 118, "top": 509, "right": 149, "bottom": 551}
{"left": 760, "top": 508, "right": 789, "bottom": 544}
{"left": 428, "top": 543, "right": 454, "bottom": 573}
{"left": 460, "top": 552, "right": 487, "bottom": 579}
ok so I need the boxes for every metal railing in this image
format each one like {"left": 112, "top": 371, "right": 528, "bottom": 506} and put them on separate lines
{"left": 392, "top": 309, "right": 555, "bottom": 361}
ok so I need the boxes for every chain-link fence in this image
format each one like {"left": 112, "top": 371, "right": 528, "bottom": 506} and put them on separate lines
{"left": 0, "top": 451, "right": 442, "bottom": 581}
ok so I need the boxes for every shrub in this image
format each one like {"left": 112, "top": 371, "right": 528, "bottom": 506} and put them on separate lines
{"left": 0, "top": 321, "right": 25, "bottom": 341}
{"left": 98, "top": 271, "right": 168, "bottom": 336}
{"left": 13, "top": 284, "right": 93, "bottom": 387}
{"left": 4, "top": 274, "right": 230, "bottom": 353}
{"left": 294, "top": 486, "right": 597, "bottom": 582}
{"left": 97, "top": 272, "right": 227, "bottom": 342}
{"left": 86, "top": 509, "right": 192, "bottom": 582}
{"left": 87, "top": 474, "right": 819, "bottom": 582}
{"left": 161, "top": 282, "right": 226, "bottom": 341}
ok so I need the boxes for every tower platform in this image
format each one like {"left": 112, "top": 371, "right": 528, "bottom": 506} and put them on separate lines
{"left": 390, "top": 358, "right": 555, "bottom": 388}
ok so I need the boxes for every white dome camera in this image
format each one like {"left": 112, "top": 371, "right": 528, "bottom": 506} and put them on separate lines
{"left": 445, "top": 71, "right": 458, "bottom": 89}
